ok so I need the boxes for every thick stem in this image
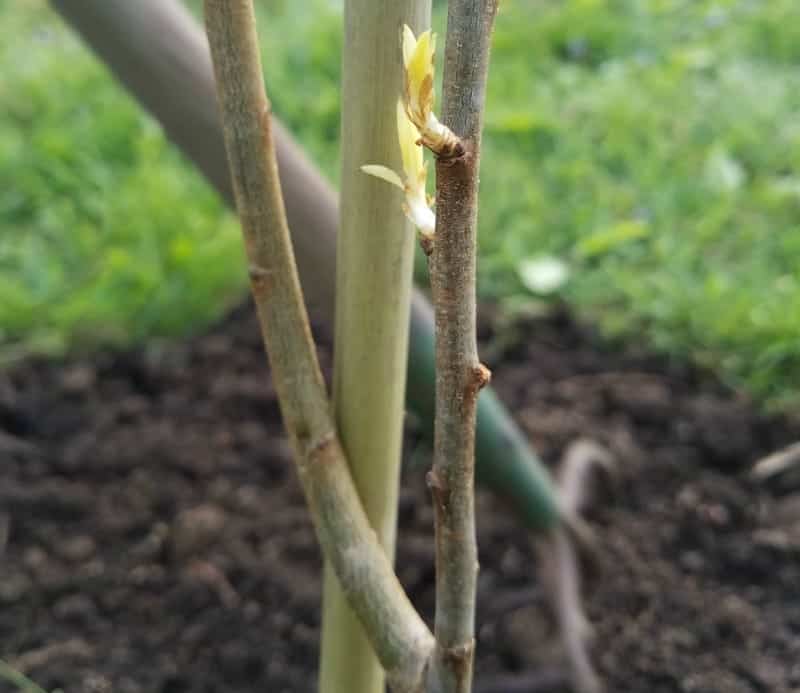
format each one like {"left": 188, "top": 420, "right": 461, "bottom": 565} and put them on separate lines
{"left": 204, "top": 3, "right": 434, "bottom": 690}
{"left": 50, "top": 0, "right": 561, "bottom": 533}
{"left": 322, "top": 3, "right": 431, "bottom": 693}
{"left": 428, "top": 2, "right": 498, "bottom": 691}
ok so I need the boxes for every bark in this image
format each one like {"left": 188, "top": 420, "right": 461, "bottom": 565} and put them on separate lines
{"left": 204, "top": 3, "right": 434, "bottom": 690}
{"left": 427, "top": 2, "right": 498, "bottom": 691}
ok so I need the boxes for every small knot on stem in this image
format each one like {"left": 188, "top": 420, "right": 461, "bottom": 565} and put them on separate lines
{"left": 307, "top": 431, "right": 336, "bottom": 464}
{"left": 436, "top": 138, "right": 469, "bottom": 166}
{"left": 248, "top": 264, "right": 273, "bottom": 288}
{"left": 432, "top": 132, "right": 465, "bottom": 160}
{"left": 465, "top": 363, "right": 491, "bottom": 398}
{"left": 426, "top": 469, "right": 450, "bottom": 514}
{"left": 438, "top": 639, "right": 476, "bottom": 691}
{"left": 473, "top": 363, "right": 491, "bottom": 390}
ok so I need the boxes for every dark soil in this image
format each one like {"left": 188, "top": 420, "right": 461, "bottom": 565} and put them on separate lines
{"left": 2, "top": 304, "right": 800, "bottom": 693}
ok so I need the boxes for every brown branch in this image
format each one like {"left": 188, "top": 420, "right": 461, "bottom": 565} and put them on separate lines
{"left": 427, "top": 1, "right": 498, "bottom": 691}
{"left": 535, "top": 530, "right": 601, "bottom": 693}
{"left": 203, "top": 2, "right": 434, "bottom": 691}
{"left": 535, "top": 440, "right": 612, "bottom": 693}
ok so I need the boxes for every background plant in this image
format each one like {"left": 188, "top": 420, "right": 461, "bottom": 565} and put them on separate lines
{"left": 3, "top": 0, "right": 800, "bottom": 409}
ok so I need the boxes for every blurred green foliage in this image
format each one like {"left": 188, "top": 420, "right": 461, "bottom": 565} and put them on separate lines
{"left": 3, "top": 0, "right": 800, "bottom": 408}
{"left": 480, "top": 0, "right": 800, "bottom": 409}
{"left": 0, "top": 1, "right": 245, "bottom": 358}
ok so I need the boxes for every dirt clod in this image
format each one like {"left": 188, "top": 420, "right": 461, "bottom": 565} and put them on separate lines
{"left": 171, "top": 504, "right": 227, "bottom": 559}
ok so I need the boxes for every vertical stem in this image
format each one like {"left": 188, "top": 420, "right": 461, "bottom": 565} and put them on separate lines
{"left": 322, "top": 2, "right": 431, "bottom": 693}
{"left": 407, "top": 300, "right": 560, "bottom": 532}
{"left": 204, "top": 2, "right": 436, "bottom": 691}
{"left": 52, "top": 0, "right": 562, "bottom": 534}
{"left": 428, "top": 1, "right": 498, "bottom": 691}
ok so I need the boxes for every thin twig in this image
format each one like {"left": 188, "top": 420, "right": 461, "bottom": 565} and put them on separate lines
{"left": 557, "top": 439, "right": 616, "bottom": 517}
{"left": 535, "top": 440, "right": 612, "bottom": 693}
{"left": 751, "top": 441, "right": 800, "bottom": 480}
{"left": 427, "top": 2, "right": 498, "bottom": 691}
{"left": 535, "top": 529, "right": 601, "bottom": 693}
{"left": 203, "top": 2, "right": 434, "bottom": 690}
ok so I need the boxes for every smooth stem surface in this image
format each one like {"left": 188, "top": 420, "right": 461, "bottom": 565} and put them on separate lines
{"left": 204, "top": 2, "right": 435, "bottom": 690}
{"left": 428, "top": 1, "right": 498, "bottom": 691}
{"left": 323, "top": 2, "right": 431, "bottom": 692}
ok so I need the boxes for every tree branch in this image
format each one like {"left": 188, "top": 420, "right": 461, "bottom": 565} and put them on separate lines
{"left": 203, "top": 2, "right": 434, "bottom": 690}
{"left": 427, "top": 1, "right": 498, "bottom": 691}
{"left": 51, "top": 0, "right": 562, "bottom": 535}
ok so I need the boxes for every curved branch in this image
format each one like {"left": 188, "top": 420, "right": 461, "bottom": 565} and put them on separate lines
{"left": 204, "top": 2, "right": 433, "bottom": 690}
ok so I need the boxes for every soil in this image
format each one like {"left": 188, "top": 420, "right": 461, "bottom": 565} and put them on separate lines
{"left": 2, "top": 303, "right": 800, "bottom": 693}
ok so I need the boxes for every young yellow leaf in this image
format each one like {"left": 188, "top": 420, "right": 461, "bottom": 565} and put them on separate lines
{"left": 361, "top": 164, "right": 405, "bottom": 190}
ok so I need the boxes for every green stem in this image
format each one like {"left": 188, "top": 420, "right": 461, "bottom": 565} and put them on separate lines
{"left": 204, "top": 2, "right": 435, "bottom": 690}
{"left": 322, "top": 3, "right": 432, "bottom": 693}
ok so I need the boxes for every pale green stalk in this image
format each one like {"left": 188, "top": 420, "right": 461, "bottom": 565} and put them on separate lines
{"left": 204, "top": 2, "right": 436, "bottom": 690}
{"left": 321, "top": 2, "right": 431, "bottom": 693}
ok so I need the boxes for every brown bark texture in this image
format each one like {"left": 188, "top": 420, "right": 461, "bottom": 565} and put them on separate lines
{"left": 427, "top": 2, "right": 499, "bottom": 692}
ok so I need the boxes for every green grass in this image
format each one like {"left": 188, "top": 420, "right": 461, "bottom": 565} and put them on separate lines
{"left": 480, "top": 0, "right": 800, "bottom": 408}
{"left": 0, "top": 1, "right": 245, "bottom": 359}
{"left": 2, "top": 0, "right": 800, "bottom": 408}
